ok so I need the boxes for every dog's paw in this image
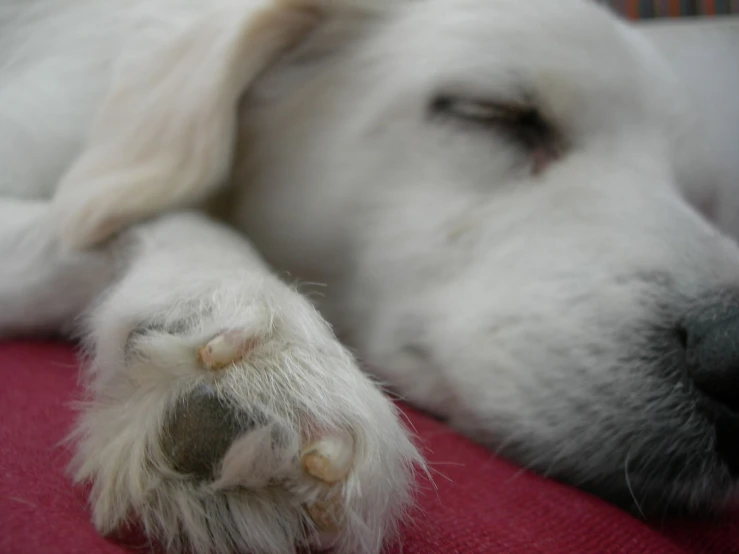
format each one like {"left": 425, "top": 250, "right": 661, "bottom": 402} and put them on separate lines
{"left": 71, "top": 280, "right": 423, "bottom": 554}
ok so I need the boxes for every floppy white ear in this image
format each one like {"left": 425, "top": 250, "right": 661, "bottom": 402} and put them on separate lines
{"left": 52, "top": 0, "right": 326, "bottom": 249}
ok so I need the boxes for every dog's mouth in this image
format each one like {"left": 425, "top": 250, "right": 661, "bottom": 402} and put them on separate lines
{"left": 581, "top": 376, "right": 739, "bottom": 516}
{"left": 580, "top": 436, "right": 739, "bottom": 520}
{"left": 576, "top": 386, "right": 739, "bottom": 518}
{"left": 496, "top": 417, "right": 737, "bottom": 519}
{"left": 483, "top": 289, "right": 739, "bottom": 519}
{"left": 714, "top": 411, "right": 739, "bottom": 478}
{"left": 575, "top": 469, "right": 737, "bottom": 519}
{"left": 599, "top": 290, "right": 739, "bottom": 518}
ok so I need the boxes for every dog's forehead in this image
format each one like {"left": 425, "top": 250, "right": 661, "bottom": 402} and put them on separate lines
{"left": 396, "top": 0, "right": 622, "bottom": 38}
{"left": 352, "top": 0, "right": 663, "bottom": 131}
{"left": 379, "top": 0, "right": 641, "bottom": 93}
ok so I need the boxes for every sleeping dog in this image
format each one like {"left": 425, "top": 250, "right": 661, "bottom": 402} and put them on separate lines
{"left": 1, "top": 0, "right": 738, "bottom": 552}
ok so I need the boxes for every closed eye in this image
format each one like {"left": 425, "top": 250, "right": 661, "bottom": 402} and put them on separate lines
{"left": 429, "top": 95, "right": 564, "bottom": 172}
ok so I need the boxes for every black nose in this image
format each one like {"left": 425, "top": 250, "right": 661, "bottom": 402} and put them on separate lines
{"left": 683, "top": 299, "right": 739, "bottom": 414}
{"left": 682, "top": 298, "right": 739, "bottom": 475}
{"left": 684, "top": 304, "right": 739, "bottom": 412}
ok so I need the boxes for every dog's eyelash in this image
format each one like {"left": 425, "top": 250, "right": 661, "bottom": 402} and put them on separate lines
{"left": 429, "top": 96, "right": 556, "bottom": 151}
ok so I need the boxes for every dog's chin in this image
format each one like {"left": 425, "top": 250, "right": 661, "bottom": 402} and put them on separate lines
{"left": 485, "top": 386, "right": 739, "bottom": 518}
{"left": 573, "top": 467, "right": 738, "bottom": 519}
{"left": 507, "top": 442, "right": 739, "bottom": 519}
{"left": 493, "top": 406, "right": 739, "bottom": 518}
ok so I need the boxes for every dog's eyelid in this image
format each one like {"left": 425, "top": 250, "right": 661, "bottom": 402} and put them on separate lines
{"left": 428, "top": 94, "right": 556, "bottom": 138}
{"left": 429, "top": 94, "right": 558, "bottom": 147}
{"left": 429, "top": 95, "right": 536, "bottom": 122}
{"left": 429, "top": 93, "right": 565, "bottom": 174}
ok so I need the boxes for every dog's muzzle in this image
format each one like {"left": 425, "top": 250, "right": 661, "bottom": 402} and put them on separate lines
{"left": 683, "top": 295, "right": 739, "bottom": 475}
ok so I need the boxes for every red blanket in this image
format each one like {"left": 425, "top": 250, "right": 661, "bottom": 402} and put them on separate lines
{"left": 1, "top": 342, "right": 737, "bottom": 554}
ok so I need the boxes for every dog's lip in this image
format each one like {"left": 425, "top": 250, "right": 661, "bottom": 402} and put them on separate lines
{"left": 714, "top": 410, "right": 739, "bottom": 477}
{"left": 691, "top": 393, "right": 739, "bottom": 476}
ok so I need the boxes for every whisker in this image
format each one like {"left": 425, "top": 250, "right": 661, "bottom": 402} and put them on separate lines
{"left": 625, "top": 450, "right": 646, "bottom": 520}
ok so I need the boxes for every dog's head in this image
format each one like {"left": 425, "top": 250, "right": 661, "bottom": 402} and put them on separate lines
{"left": 58, "top": 0, "right": 739, "bottom": 517}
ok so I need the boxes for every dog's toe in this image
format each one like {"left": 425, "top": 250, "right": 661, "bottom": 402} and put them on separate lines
{"left": 301, "top": 432, "right": 355, "bottom": 485}
{"left": 197, "top": 329, "right": 259, "bottom": 371}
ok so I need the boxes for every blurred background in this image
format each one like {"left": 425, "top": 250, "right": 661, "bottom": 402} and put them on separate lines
{"left": 599, "top": 0, "right": 739, "bottom": 18}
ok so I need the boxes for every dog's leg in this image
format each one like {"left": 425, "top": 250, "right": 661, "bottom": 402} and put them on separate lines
{"left": 72, "top": 211, "right": 422, "bottom": 554}
{"left": 0, "top": 198, "right": 115, "bottom": 336}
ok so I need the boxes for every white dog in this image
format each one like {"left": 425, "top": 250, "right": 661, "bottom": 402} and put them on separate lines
{"left": 1, "top": 0, "right": 739, "bottom": 553}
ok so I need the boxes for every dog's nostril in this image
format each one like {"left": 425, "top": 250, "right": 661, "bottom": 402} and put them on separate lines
{"left": 683, "top": 310, "right": 739, "bottom": 413}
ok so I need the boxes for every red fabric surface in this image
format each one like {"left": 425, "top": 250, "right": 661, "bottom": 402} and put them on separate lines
{"left": 1, "top": 342, "right": 739, "bottom": 554}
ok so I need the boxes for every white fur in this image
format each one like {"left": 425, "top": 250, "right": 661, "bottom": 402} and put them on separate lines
{"left": 1, "top": 0, "right": 739, "bottom": 552}
{"left": 71, "top": 213, "right": 420, "bottom": 554}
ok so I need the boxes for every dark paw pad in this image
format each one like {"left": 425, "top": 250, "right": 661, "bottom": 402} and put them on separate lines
{"left": 160, "top": 386, "right": 267, "bottom": 480}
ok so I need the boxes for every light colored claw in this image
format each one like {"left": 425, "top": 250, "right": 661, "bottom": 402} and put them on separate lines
{"left": 197, "top": 330, "right": 256, "bottom": 371}
{"left": 300, "top": 433, "right": 354, "bottom": 484}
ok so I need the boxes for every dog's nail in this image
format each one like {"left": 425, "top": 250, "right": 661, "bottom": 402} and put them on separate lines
{"left": 300, "top": 433, "right": 354, "bottom": 484}
{"left": 197, "top": 331, "right": 255, "bottom": 371}
{"left": 305, "top": 495, "right": 344, "bottom": 533}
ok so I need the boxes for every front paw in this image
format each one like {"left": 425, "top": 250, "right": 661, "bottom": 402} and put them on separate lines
{"left": 72, "top": 282, "right": 423, "bottom": 554}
